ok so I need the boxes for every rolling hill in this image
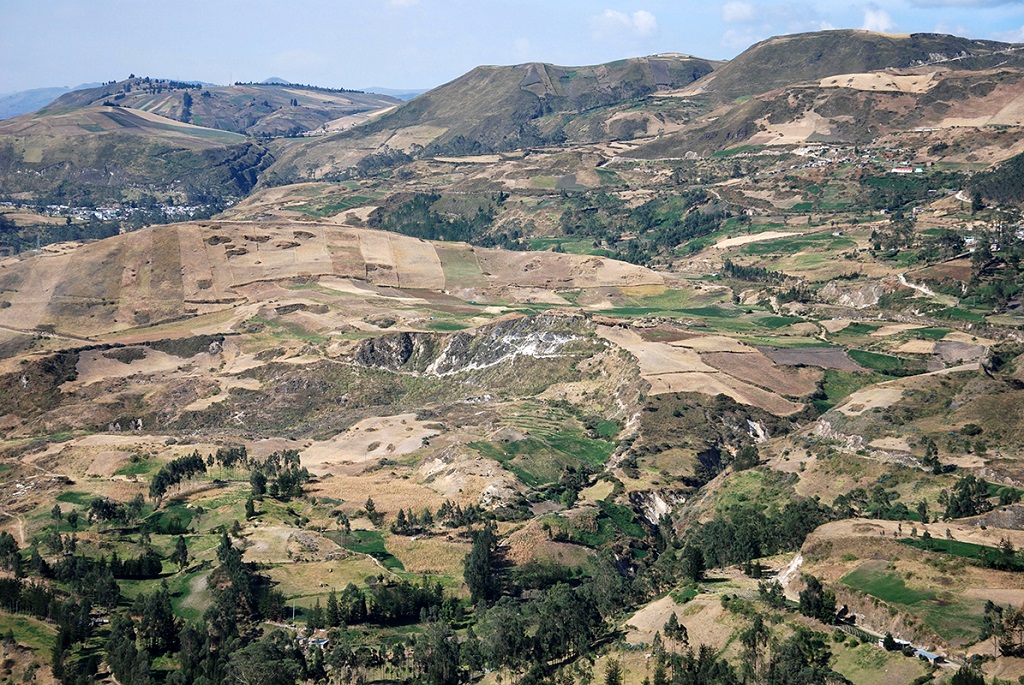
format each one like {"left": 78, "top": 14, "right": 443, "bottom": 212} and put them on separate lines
{"left": 5, "top": 29, "right": 1024, "bottom": 685}
{"left": 691, "top": 30, "right": 1024, "bottom": 100}
{"left": 0, "top": 104, "right": 270, "bottom": 203}
{"left": 266, "top": 54, "right": 716, "bottom": 181}
{"left": 628, "top": 63, "right": 1024, "bottom": 158}
{"left": 40, "top": 77, "right": 400, "bottom": 137}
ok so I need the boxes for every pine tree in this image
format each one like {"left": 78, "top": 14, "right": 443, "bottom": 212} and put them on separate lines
{"left": 308, "top": 599, "right": 324, "bottom": 631}
{"left": 681, "top": 544, "right": 704, "bottom": 582}
{"left": 393, "top": 508, "right": 408, "bottom": 534}
{"left": 326, "top": 589, "right": 340, "bottom": 628}
{"left": 463, "top": 522, "right": 497, "bottom": 604}
{"left": 652, "top": 660, "right": 668, "bottom": 685}
{"left": 138, "top": 584, "right": 178, "bottom": 655}
{"left": 604, "top": 659, "right": 623, "bottom": 685}
{"left": 171, "top": 536, "right": 188, "bottom": 571}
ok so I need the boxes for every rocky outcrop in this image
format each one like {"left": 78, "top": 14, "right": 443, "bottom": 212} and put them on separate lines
{"left": 354, "top": 331, "right": 417, "bottom": 370}
{"left": 819, "top": 277, "right": 901, "bottom": 309}
{"left": 628, "top": 490, "right": 688, "bottom": 527}
{"left": 354, "top": 314, "right": 593, "bottom": 376}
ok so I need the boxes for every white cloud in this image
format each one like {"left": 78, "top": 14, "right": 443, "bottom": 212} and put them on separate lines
{"left": 933, "top": 21, "right": 971, "bottom": 36}
{"left": 722, "top": 2, "right": 757, "bottom": 23}
{"left": 861, "top": 5, "right": 896, "bottom": 32}
{"left": 993, "top": 24, "right": 1024, "bottom": 41}
{"left": 513, "top": 38, "right": 533, "bottom": 61}
{"left": 590, "top": 9, "right": 659, "bottom": 42}
{"left": 722, "top": 27, "right": 766, "bottom": 49}
{"left": 632, "top": 10, "right": 658, "bottom": 35}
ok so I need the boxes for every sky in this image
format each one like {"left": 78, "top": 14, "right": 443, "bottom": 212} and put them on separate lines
{"left": 2, "top": 0, "right": 1024, "bottom": 94}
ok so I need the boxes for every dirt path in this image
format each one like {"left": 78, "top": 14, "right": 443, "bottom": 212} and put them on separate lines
{"left": 898, "top": 273, "right": 938, "bottom": 298}
{"left": 777, "top": 552, "right": 803, "bottom": 601}
{"left": 0, "top": 323, "right": 93, "bottom": 343}
{"left": 0, "top": 508, "right": 26, "bottom": 545}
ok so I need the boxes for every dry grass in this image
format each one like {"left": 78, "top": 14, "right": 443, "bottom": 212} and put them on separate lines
{"left": 598, "top": 325, "right": 803, "bottom": 415}
{"left": 702, "top": 350, "right": 822, "bottom": 397}
{"left": 266, "top": 557, "right": 384, "bottom": 600}
{"left": 309, "top": 473, "right": 449, "bottom": 516}
{"left": 301, "top": 413, "right": 438, "bottom": 474}
{"left": 503, "top": 519, "right": 595, "bottom": 566}
{"left": 386, "top": 535, "right": 471, "bottom": 576}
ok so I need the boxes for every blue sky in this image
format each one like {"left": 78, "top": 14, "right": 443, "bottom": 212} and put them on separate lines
{"left": 2, "top": 0, "right": 1024, "bottom": 93}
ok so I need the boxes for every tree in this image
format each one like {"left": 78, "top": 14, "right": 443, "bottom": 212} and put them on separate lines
{"left": 228, "top": 635, "right": 303, "bottom": 685}
{"left": 981, "top": 600, "right": 1004, "bottom": 652}
{"left": 463, "top": 522, "right": 497, "bottom": 604}
{"left": 733, "top": 445, "right": 759, "bottom": 471}
{"left": 951, "top": 665, "right": 985, "bottom": 685}
{"left": 51, "top": 504, "right": 62, "bottom": 521}
{"left": 945, "top": 475, "right": 991, "bottom": 519}
{"left": 971, "top": 191, "right": 984, "bottom": 214}
{"left": 414, "top": 621, "right": 460, "bottom": 685}
{"left": 461, "top": 629, "right": 484, "bottom": 676}
{"left": 106, "top": 614, "right": 154, "bottom": 685}
{"left": 307, "top": 599, "right": 324, "bottom": 631}
{"left": 764, "top": 628, "right": 839, "bottom": 685}
{"left": 477, "top": 597, "right": 528, "bottom": 673}
{"left": 758, "top": 580, "right": 787, "bottom": 609}
{"left": 138, "top": 584, "right": 178, "bottom": 655}
{"left": 664, "top": 612, "right": 687, "bottom": 644}
{"left": 533, "top": 583, "right": 602, "bottom": 662}
{"left": 798, "top": 575, "right": 836, "bottom": 624}
{"left": 171, "top": 536, "right": 189, "bottom": 571}
{"left": 127, "top": 493, "right": 146, "bottom": 522}
{"left": 338, "top": 583, "right": 367, "bottom": 624}
{"left": 250, "top": 471, "right": 267, "bottom": 498}
{"left": 604, "top": 659, "right": 623, "bottom": 685}
{"left": 681, "top": 544, "right": 705, "bottom": 582}
{"left": 245, "top": 496, "right": 256, "bottom": 519}
{"left": 740, "top": 614, "right": 771, "bottom": 681}
{"left": 325, "top": 589, "right": 340, "bottom": 628}
{"left": 916, "top": 500, "right": 929, "bottom": 524}
{"left": 997, "top": 604, "right": 1024, "bottom": 656}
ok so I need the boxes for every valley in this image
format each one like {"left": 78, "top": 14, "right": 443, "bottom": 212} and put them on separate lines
{"left": 2, "top": 27, "right": 1024, "bottom": 685}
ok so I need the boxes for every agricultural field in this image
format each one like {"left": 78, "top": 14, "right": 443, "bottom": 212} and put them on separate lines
{"left": 5, "top": 26, "right": 1024, "bottom": 685}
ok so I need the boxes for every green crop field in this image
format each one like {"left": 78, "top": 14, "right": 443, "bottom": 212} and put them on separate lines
{"left": 328, "top": 530, "right": 404, "bottom": 570}
{"left": 908, "top": 327, "right": 952, "bottom": 340}
{"left": 0, "top": 612, "right": 57, "bottom": 657}
{"left": 814, "top": 369, "right": 889, "bottom": 412}
{"left": 740, "top": 232, "right": 857, "bottom": 255}
{"left": 842, "top": 562, "right": 936, "bottom": 605}
{"left": 842, "top": 560, "right": 985, "bottom": 642}
{"left": 847, "top": 349, "right": 911, "bottom": 374}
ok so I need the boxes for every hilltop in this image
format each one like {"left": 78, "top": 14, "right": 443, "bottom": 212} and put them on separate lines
{"left": 0, "top": 78, "right": 398, "bottom": 205}
{"left": 40, "top": 77, "right": 399, "bottom": 137}
{"left": 0, "top": 105, "right": 268, "bottom": 204}
{"left": 692, "top": 30, "right": 1024, "bottom": 100}
{"left": 267, "top": 54, "right": 715, "bottom": 181}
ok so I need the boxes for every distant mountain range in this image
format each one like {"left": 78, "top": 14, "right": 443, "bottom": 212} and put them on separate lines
{"left": 3, "top": 30, "right": 1024, "bottom": 204}
{"left": 362, "top": 87, "right": 427, "bottom": 101}
{"left": 0, "top": 78, "right": 421, "bottom": 120}
{"left": 0, "top": 83, "right": 101, "bottom": 119}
